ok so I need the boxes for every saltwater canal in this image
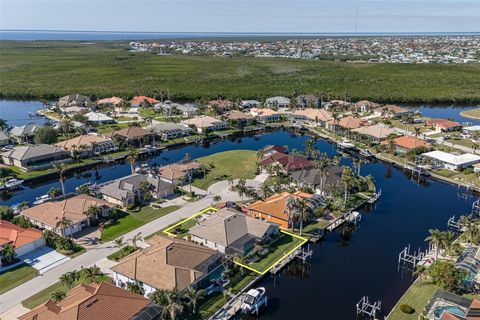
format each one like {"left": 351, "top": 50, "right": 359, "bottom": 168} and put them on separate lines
{"left": 0, "top": 100, "right": 477, "bottom": 319}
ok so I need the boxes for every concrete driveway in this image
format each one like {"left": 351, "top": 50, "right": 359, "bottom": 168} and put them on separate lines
{"left": 21, "top": 246, "right": 70, "bottom": 274}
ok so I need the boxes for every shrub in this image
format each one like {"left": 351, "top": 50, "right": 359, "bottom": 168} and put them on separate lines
{"left": 400, "top": 304, "right": 415, "bottom": 314}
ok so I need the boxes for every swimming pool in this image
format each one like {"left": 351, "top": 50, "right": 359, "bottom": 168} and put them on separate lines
{"left": 434, "top": 305, "right": 466, "bottom": 319}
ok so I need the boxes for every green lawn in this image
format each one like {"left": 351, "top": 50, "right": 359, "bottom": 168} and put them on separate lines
{"left": 461, "top": 109, "right": 480, "bottom": 120}
{"left": 248, "top": 233, "right": 305, "bottom": 273}
{"left": 1, "top": 41, "right": 479, "bottom": 103}
{"left": 22, "top": 275, "right": 111, "bottom": 309}
{"left": 192, "top": 150, "right": 258, "bottom": 190}
{"left": 0, "top": 264, "right": 38, "bottom": 295}
{"left": 100, "top": 205, "right": 180, "bottom": 241}
{"left": 4, "top": 158, "right": 100, "bottom": 180}
{"left": 387, "top": 279, "right": 437, "bottom": 320}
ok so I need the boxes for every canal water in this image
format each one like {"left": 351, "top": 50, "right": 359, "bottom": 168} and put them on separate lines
{"left": 0, "top": 100, "right": 477, "bottom": 319}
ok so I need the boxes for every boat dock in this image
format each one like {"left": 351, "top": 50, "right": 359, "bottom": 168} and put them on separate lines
{"left": 269, "top": 245, "right": 313, "bottom": 274}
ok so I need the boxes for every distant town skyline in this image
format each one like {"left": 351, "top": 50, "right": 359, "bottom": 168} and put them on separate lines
{"left": 1, "top": 0, "right": 479, "bottom": 33}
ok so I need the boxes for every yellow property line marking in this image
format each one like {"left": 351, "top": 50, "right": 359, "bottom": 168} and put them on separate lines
{"left": 233, "top": 230, "right": 308, "bottom": 275}
{"left": 163, "top": 207, "right": 308, "bottom": 275}
{"left": 162, "top": 206, "right": 218, "bottom": 237}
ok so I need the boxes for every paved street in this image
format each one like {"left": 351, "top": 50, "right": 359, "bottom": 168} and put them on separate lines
{"left": 0, "top": 178, "right": 255, "bottom": 317}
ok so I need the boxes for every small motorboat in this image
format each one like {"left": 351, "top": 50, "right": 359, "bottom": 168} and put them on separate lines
{"left": 241, "top": 287, "right": 267, "bottom": 315}
{"left": 337, "top": 139, "right": 357, "bottom": 150}
{"left": 4, "top": 179, "right": 24, "bottom": 190}
{"left": 33, "top": 194, "right": 51, "bottom": 205}
{"left": 359, "top": 149, "right": 373, "bottom": 158}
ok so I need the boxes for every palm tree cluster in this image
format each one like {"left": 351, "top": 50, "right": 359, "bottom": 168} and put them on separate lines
{"left": 425, "top": 228, "right": 460, "bottom": 259}
{"left": 285, "top": 196, "right": 312, "bottom": 235}
{"left": 149, "top": 286, "right": 206, "bottom": 319}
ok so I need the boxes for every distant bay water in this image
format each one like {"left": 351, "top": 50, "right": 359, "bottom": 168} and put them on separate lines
{"left": 1, "top": 30, "right": 479, "bottom": 41}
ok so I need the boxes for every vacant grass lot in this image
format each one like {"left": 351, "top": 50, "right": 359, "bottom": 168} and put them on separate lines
{"left": 193, "top": 150, "right": 258, "bottom": 190}
{"left": 100, "top": 205, "right": 180, "bottom": 241}
{"left": 248, "top": 232, "right": 306, "bottom": 274}
{"left": 0, "top": 264, "right": 38, "bottom": 294}
{"left": 387, "top": 279, "right": 437, "bottom": 320}
{"left": 1, "top": 41, "right": 479, "bottom": 103}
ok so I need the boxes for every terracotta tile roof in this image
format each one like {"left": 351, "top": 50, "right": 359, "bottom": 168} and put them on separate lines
{"left": 0, "top": 220, "right": 43, "bottom": 248}
{"left": 130, "top": 96, "right": 159, "bottom": 105}
{"left": 329, "top": 116, "right": 364, "bottom": 129}
{"left": 425, "top": 118, "right": 462, "bottom": 129}
{"left": 259, "top": 152, "right": 315, "bottom": 171}
{"left": 112, "top": 236, "right": 219, "bottom": 291}
{"left": 55, "top": 135, "right": 112, "bottom": 151}
{"left": 246, "top": 191, "right": 313, "bottom": 222}
{"left": 224, "top": 110, "right": 253, "bottom": 121}
{"left": 351, "top": 124, "right": 396, "bottom": 140}
{"left": 21, "top": 194, "right": 113, "bottom": 228}
{"left": 112, "top": 127, "right": 151, "bottom": 140}
{"left": 293, "top": 108, "right": 332, "bottom": 122}
{"left": 249, "top": 108, "right": 279, "bottom": 117}
{"left": 373, "top": 104, "right": 409, "bottom": 114}
{"left": 19, "top": 282, "right": 152, "bottom": 320}
{"left": 97, "top": 97, "right": 123, "bottom": 106}
{"left": 381, "top": 135, "right": 431, "bottom": 150}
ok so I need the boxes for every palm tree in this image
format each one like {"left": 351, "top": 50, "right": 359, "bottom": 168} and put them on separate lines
{"left": 460, "top": 215, "right": 478, "bottom": 244}
{"left": 1, "top": 243, "right": 16, "bottom": 264}
{"left": 51, "top": 290, "right": 66, "bottom": 302}
{"left": 48, "top": 187, "right": 61, "bottom": 198}
{"left": 425, "top": 228, "right": 445, "bottom": 260}
{"left": 54, "top": 163, "right": 68, "bottom": 199}
{"left": 442, "top": 231, "right": 457, "bottom": 256}
{"left": 114, "top": 237, "right": 125, "bottom": 250}
{"left": 126, "top": 149, "right": 139, "bottom": 174}
{"left": 184, "top": 287, "right": 206, "bottom": 315}
{"left": 164, "top": 288, "right": 185, "bottom": 320}
{"left": 130, "top": 232, "right": 143, "bottom": 249}
{"left": 85, "top": 205, "right": 101, "bottom": 224}
{"left": 316, "top": 153, "right": 330, "bottom": 195}
{"left": 59, "top": 271, "right": 79, "bottom": 289}
{"left": 55, "top": 217, "right": 73, "bottom": 237}
{"left": 285, "top": 196, "right": 298, "bottom": 232}
{"left": 256, "top": 148, "right": 265, "bottom": 161}
{"left": 295, "top": 198, "right": 311, "bottom": 235}
{"left": 235, "top": 178, "right": 247, "bottom": 202}
{"left": 212, "top": 195, "right": 222, "bottom": 203}
{"left": 414, "top": 127, "right": 421, "bottom": 138}
{"left": 127, "top": 281, "right": 145, "bottom": 296}
{"left": 341, "top": 167, "right": 355, "bottom": 207}
{"left": 259, "top": 182, "right": 271, "bottom": 200}
{"left": 82, "top": 265, "right": 103, "bottom": 283}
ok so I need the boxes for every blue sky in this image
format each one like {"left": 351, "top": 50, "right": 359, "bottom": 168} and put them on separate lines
{"left": 1, "top": 0, "right": 479, "bottom": 33}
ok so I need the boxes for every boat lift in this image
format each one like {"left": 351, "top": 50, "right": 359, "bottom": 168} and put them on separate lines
{"left": 356, "top": 296, "right": 381, "bottom": 319}
{"left": 398, "top": 244, "right": 426, "bottom": 272}
{"left": 447, "top": 215, "right": 462, "bottom": 233}
{"left": 472, "top": 199, "right": 480, "bottom": 217}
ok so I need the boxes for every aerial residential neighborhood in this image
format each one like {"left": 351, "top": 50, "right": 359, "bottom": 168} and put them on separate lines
{"left": 0, "top": 1, "right": 480, "bottom": 320}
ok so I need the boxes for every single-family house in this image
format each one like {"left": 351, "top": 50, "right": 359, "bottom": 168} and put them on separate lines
{"left": 190, "top": 208, "right": 279, "bottom": 255}
{"left": 241, "top": 100, "right": 261, "bottom": 109}
{"left": 295, "top": 95, "right": 320, "bottom": 108}
{"left": 61, "top": 106, "right": 91, "bottom": 116}
{"left": 421, "top": 151, "right": 480, "bottom": 171}
{"left": 21, "top": 194, "right": 113, "bottom": 237}
{"left": 265, "top": 96, "right": 290, "bottom": 108}
{"left": 423, "top": 289, "right": 480, "bottom": 320}
{"left": 130, "top": 96, "right": 159, "bottom": 108}
{"left": 156, "top": 161, "right": 202, "bottom": 185}
{"left": 2, "top": 144, "right": 71, "bottom": 171}
{"left": 97, "top": 96, "right": 124, "bottom": 107}
{"left": 463, "top": 125, "right": 480, "bottom": 141}
{"left": 327, "top": 116, "right": 364, "bottom": 133}
{"left": 0, "top": 220, "right": 45, "bottom": 265}
{"left": 181, "top": 116, "right": 228, "bottom": 133}
{"left": 373, "top": 105, "right": 412, "bottom": 118}
{"left": 111, "top": 127, "right": 151, "bottom": 146}
{"left": 291, "top": 108, "right": 333, "bottom": 127}
{"left": 55, "top": 135, "right": 118, "bottom": 157}
{"left": 58, "top": 94, "right": 92, "bottom": 108}
{"left": 0, "top": 130, "right": 10, "bottom": 146}
{"left": 289, "top": 166, "right": 343, "bottom": 193}
{"left": 100, "top": 174, "right": 174, "bottom": 208}
{"left": 249, "top": 108, "right": 281, "bottom": 123}
{"left": 224, "top": 110, "right": 254, "bottom": 127}
{"left": 112, "top": 236, "right": 222, "bottom": 295}
{"left": 425, "top": 118, "right": 462, "bottom": 132}
{"left": 259, "top": 152, "right": 315, "bottom": 172}
{"left": 154, "top": 101, "right": 199, "bottom": 117}
{"left": 85, "top": 111, "right": 115, "bottom": 124}
{"left": 147, "top": 121, "right": 193, "bottom": 140}
{"left": 19, "top": 282, "right": 158, "bottom": 320}
{"left": 245, "top": 192, "right": 313, "bottom": 230}
{"left": 262, "top": 145, "right": 288, "bottom": 157}
{"left": 9, "top": 124, "right": 40, "bottom": 143}
{"left": 208, "top": 99, "right": 234, "bottom": 113}
{"left": 353, "top": 100, "right": 381, "bottom": 113}
{"left": 351, "top": 124, "right": 397, "bottom": 143}
{"left": 381, "top": 135, "right": 431, "bottom": 153}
